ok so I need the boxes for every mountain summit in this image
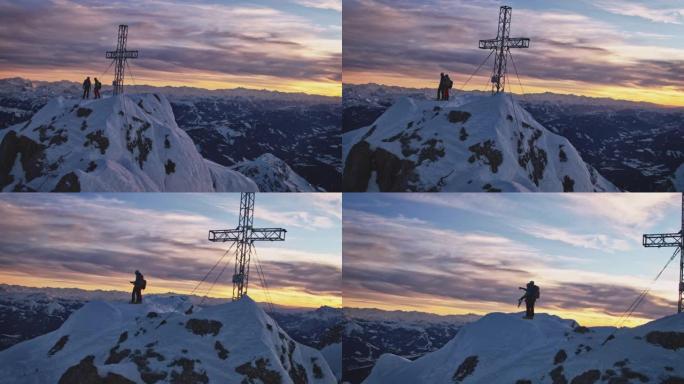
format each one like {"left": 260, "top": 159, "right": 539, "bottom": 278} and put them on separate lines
{"left": 0, "top": 295, "right": 336, "bottom": 383}
{"left": 343, "top": 93, "right": 618, "bottom": 192}
{"left": 0, "top": 93, "right": 259, "bottom": 192}
{"left": 363, "top": 312, "right": 684, "bottom": 384}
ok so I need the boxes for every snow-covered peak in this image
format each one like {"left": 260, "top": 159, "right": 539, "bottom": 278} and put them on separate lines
{"left": 343, "top": 93, "right": 618, "bottom": 192}
{"left": 0, "top": 93, "right": 258, "bottom": 191}
{"left": 232, "top": 152, "right": 318, "bottom": 192}
{"left": 0, "top": 294, "right": 336, "bottom": 383}
{"left": 364, "top": 311, "right": 684, "bottom": 384}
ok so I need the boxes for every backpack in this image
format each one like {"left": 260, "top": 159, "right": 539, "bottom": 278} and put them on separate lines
{"left": 531, "top": 285, "right": 540, "bottom": 299}
{"left": 447, "top": 79, "right": 453, "bottom": 89}
{"left": 140, "top": 277, "right": 147, "bottom": 290}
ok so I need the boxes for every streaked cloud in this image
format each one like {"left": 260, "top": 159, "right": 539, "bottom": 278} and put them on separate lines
{"left": 343, "top": 193, "right": 681, "bottom": 326}
{"left": 343, "top": 0, "right": 684, "bottom": 105}
{"left": 0, "top": 0, "right": 341, "bottom": 95}
{"left": 0, "top": 193, "right": 341, "bottom": 308}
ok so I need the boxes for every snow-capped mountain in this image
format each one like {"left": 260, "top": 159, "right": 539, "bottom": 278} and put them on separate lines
{"left": 232, "top": 153, "right": 317, "bottom": 192}
{"left": 0, "top": 295, "right": 337, "bottom": 384}
{"left": 363, "top": 312, "right": 684, "bottom": 384}
{"left": 0, "top": 93, "right": 260, "bottom": 191}
{"left": 343, "top": 83, "right": 684, "bottom": 192}
{"left": 343, "top": 93, "right": 617, "bottom": 192}
{"left": 0, "top": 78, "right": 342, "bottom": 191}
{"left": 343, "top": 308, "right": 478, "bottom": 384}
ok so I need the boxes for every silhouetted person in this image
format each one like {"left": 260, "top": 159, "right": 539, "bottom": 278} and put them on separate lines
{"left": 437, "top": 73, "right": 446, "bottom": 100}
{"left": 82, "top": 77, "right": 91, "bottom": 99}
{"left": 443, "top": 74, "right": 453, "bottom": 101}
{"left": 518, "top": 280, "right": 540, "bottom": 319}
{"left": 130, "top": 270, "right": 146, "bottom": 304}
{"left": 93, "top": 78, "right": 102, "bottom": 99}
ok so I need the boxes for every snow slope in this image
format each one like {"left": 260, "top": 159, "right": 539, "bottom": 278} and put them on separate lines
{"left": 363, "top": 312, "right": 684, "bottom": 384}
{"left": 0, "top": 94, "right": 258, "bottom": 192}
{"left": 0, "top": 295, "right": 336, "bottom": 384}
{"left": 343, "top": 93, "right": 618, "bottom": 192}
{"left": 232, "top": 153, "right": 317, "bottom": 192}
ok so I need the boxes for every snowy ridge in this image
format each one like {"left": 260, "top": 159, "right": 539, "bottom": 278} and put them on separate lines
{"left": 0, "top": 295, "right": 336, "bottom": 383}
{"left": 0, "top": 93, "right": 258, "bottom": 192}
{"left": 343, "top": 93, "right": 619, "bottom": 192}
{"left": 232, "top": 153, "right": 317, "bottom": 192}
{"left": 363, "top": 312, "right": 684, "bottom": 384}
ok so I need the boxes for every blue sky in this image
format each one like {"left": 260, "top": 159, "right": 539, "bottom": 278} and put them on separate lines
{"left": 0, "top": 193, "right": 341, "bottom": 308}
{"left": 343, "top": 193, "right": 682, "bottom": 326}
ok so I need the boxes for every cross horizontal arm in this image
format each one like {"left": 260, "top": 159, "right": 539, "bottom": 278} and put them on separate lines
{"left": 208, "top": 228, "right": 287, "bottom": 242}
{"left": 106, "top": 51, "right": 139, "bottom": 59}
{"left": 478, "top": 37, "right": 530, "bottom": 50}
{"left": 643, "top": 233, "right": 683, "bottom": 248}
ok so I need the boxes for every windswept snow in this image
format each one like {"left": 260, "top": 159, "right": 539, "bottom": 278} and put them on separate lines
{"left": 343, "top": 93, "right": 619, "bottom": 192}
{"left": 232, "top": 153, "right": 317, "bottom": 192}
{"left": 363, "top": 312, "right": 684, "bottom": 384}
{"left": 0, "top": 295, "right": 336, "bottom": 384}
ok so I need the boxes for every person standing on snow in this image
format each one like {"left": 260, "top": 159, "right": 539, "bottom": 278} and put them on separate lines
{"left": 437, "top": 73, "right": 446, "bottom": 101}
{"left": 130, "top": 270, "right": 146, "bottom": 304}
{"left": 93, "top": 78, "right": 102, "bottom": 99}
{"left": 82, "top": 77, "right": 91, "bottom": 99}
{"left": 443, "top": 74, "right": 453, "bottom": 101}
{"left": 518, "top": 281, "right": 540, "bottom": 319}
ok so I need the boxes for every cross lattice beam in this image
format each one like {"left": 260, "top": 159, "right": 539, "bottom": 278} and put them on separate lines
{"left": 643, "top": 194, "right": 684, "bottom": 313}
{"left": 208, "top": 193, "right": 286, "bottom": 301}
{"left": 106, "top": 25, "right": 138, "bottom": 95}
{"left": 478, "top": 6, "right": 529, "bottom": 94}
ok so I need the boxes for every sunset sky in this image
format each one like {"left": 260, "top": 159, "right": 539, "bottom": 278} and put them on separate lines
{"left": 0, "top": 0, "right": 341, "bottom": 96}
{"left": 0, "top": 193, "right": 342, "bottom": 309}
{"left": 343, "top": 0, "right": 684, "bottom": 106}
{"left": 344, "top": 193, "right": 682, "bottom": 327}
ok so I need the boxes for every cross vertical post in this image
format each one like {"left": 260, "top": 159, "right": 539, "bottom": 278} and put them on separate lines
{"left": 106, "top": 25, "right": 139, "bottom": 95}
{"left": 478, "top": 6, "right": 530, "bottom": 93}
{"left": 642, "top": 194, "right": 684, "bottom": 313}
{"left": 208, "top": 193, "right": 287, "bottom": 301}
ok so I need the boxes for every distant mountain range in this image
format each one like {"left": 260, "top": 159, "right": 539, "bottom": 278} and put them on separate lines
{"left": 343, "top": 307, "right": 480, "bottom": 384}
{"left": 0, "top": 77, "right": 341, "bottom": 191}
{"left": 344, "top": 83, "right": 684, "bottom": 192}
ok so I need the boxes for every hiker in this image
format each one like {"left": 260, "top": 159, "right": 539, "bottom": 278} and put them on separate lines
{"left": 437, "top": 73, "right": 446, "bottom": 101}
{"left": 130, "top": 270, "right": 146, "bottom": 304}
{"left": 443, "top": 74, "right": 453, "bottom": 101}
{"left": 93, "top": 78, "right": 102, "bottom": 99}
{"left": 82, "top": 77, "right": 91, "bottom": 99}
{"left": 518, "top": 280, "right": 540, "bottom": 319}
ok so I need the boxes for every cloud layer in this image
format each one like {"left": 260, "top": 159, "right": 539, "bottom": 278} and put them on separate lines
{"left": 0, "top": 0, "right": 341, "bottom": 94}
{"left": 343, "top": 0, "right": 684, "bottom": 103}
{"left": 0, "top": 194, "right": 341, "bottom": 305}
{"left": 343, "top": 193, "right": 681, "bottom": 324}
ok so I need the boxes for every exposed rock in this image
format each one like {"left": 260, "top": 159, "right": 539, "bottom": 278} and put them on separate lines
{"left": 58, "top": 355, "right": 135, "bottom": 384}
{"left": 447, "top": 111, "right": 471, "bottom": 124}
{"left": 235, "top": 358, "right": 282, "bottom": 384}
{"left": 554, "top": 349, "right": 567, "bottom": 365}
{"left": 468, "top": 140, "right": 503, "bottom": 173}
{"left": 570, "top": 369, "right": 600, "bottom": 384}
{"left": 185, "top": 319, "right": 222, "bottom": 337}
{"left": 646, "top": 331, "right": 684, "bottom": 350}
{"left": 452, "top": 355, "right": 478, "bottom": 383}
{"left": 48, "top": 335, "right": 69, "bottom": 356}
{"left": 52, "top": 172, "right": 80, "bottom": 192}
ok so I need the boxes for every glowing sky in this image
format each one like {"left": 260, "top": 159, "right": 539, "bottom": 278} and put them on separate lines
{"left": 0, "top": 193, "right": 341, "bottom": 309}
{"left": 343, "top": 193, "right": 682, "bottom": 327}
{"left": 343, "top": 0, "right": 684, "bottom": 106}
{"left": 0, "top": 0, "right": 341, "bottom": 96}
